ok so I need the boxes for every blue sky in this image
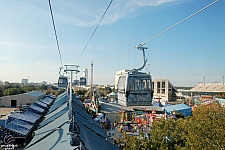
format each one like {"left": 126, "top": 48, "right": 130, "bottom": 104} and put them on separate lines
{"left": 0, "top": 0, "right": 224, "bottom": 86}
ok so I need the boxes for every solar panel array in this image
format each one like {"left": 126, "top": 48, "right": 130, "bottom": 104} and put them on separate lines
{"left": 2, "top": 93, "right": 61, "bottom": 139}
{"left": 40, "top": 97, "right": 54, "bottom": 106}
{"left": 33, "top": 101, "right": 48, "bottom": 110}
{"left": 28, "top": 104, "right": 45, "bottom": 115}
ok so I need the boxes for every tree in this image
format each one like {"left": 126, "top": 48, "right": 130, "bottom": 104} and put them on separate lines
{"left": 0, "top": 87, "right": 3, "bottom": 97}
{"left": 75, "top": 90, "right": 86, "bottom": 96}
{"left": 124, "top": 104, "right": 225, "bottom": 150}
{"left": 184, "top": 104, "right": 225, "bottom": 149}
{"left": 3, "top": 88, "right": 25, "bottom": 96}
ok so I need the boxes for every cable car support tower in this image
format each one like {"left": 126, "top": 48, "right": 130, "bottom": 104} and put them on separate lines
{"left": 64, "top": 65, "right": 80, "bottom": 120}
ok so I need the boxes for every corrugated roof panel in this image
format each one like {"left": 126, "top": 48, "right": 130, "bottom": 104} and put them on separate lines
{"left": 47, "top": 94, "right": 68, "bottom": 114}
{"left": 40, "top": 106, "right": 69, "bottom": 128}
{"left": 76, "top": 112, "right": 110, "bottom": 140}
{"left": 78, "top": 122, "right": 118, "bottom": 150}
{"left": 25, "top": 121, "right": 74, "bottom": 150}
{"left": 72, "top": 95, "right": 84, "bottom": 108}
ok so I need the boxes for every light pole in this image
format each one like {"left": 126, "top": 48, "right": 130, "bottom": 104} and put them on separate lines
{"left": 223, "top": 75, "right": 224, "bottom": 85}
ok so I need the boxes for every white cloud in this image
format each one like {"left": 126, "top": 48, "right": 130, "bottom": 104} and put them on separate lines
{"left": 50, "top": 0, "right": 190, "bottom": 27}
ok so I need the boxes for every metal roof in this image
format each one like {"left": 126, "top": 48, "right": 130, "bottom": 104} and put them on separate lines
{"left": 25, "top": 117, "right": 73, "bottom": 150}
{"left": 25, "top": 91, "right": 46, "bottom": 97}
{"left": 25, "top": 93, "right": 118, "bottom": 150}
{"left": 190, "top": 84, "right": 225, "bottom": 92}
{"left": 78, "top": 121, "right": 118, "bottom": 150}
{"left": 75, "top": 111, "right": 110, "bottom": 140}
{"left": 25, "top": 112, "right": 68, "bottom": 149}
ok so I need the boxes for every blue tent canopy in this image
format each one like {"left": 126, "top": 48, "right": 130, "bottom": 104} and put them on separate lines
{"left": 164, "top": 104, "right": 192, "bottom": 116}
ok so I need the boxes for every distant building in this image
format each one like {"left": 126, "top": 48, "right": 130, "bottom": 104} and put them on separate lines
{"left": 21, "top": 79, "right": 28, "bottom": 85}
{"left": 3, "top": 81, "right": 9, "bottom": 86}
{"left": 42, "top": 81, "right": 47, "bottom": 85}
{"left": 83, "top": 68, "right": 88, "bottom": 85}
{"left": 152, "top": 79, "right": 177, "bottom": 102}
{"left": 189, "top": 83, "right": 225, "bottom": 95}
{"left": 0, "top": 91, "right": 46, "bottom": 107}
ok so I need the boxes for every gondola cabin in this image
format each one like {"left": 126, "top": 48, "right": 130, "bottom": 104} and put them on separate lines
{"left": 58, "top": 76, "right": 68, "bottom": 88}
{"left": 117, "top": 71, "right": 153, "bottom": 107}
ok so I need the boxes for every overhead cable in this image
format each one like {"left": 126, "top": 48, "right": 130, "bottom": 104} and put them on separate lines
{"left": 48, "top": 0, "right": 64, "bottom": 68}
{"left": 97, "top": 0, "right": 220, "bottom": 66}
{"left": 140, "top": 0, "right": 220, "bottom": 47}
{"left": 75, "top": 0, "right": 114, "bottom": 64}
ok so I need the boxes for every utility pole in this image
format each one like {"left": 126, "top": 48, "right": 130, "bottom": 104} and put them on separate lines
{"left": 203, "top": 76, "right": 205, "bottom": 85}
{"left": 223, "top": 75, "right": 224, "bottom": 85}
{"left": 64, "top": 65, "right": 80, "bottom": 120}
{"left": 27, "top": 76, "right": 30, "bottom": 85}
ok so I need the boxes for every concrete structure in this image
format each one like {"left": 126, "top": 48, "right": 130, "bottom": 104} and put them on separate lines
{"left": 0, "top": 91, "right": 46, "bottom": 107}
{"left": 152, "top": 79, "right": 177, "bottom": 102}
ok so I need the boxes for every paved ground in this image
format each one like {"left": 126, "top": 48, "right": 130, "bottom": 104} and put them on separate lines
{"left": 0, "top": 108, "right": 16, "bottom": 120}
{"left": 0, "top": 108, "right": 16, "bottom": 115}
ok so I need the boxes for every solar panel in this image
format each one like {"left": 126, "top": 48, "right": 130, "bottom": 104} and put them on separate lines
{"left": 8, "top": 113, "right": 39, "bottom": 124}
{"left": 34, "top": 101, "right": 48, "bottom": 109}
{"left": 23, "top": 110, "right": 42, "bottom": 119}
{"left": 5, "top": 123, "right": 30, "bottom": 136}
{"left": 11, "top": 119, "right": 33, "bottom": 130}
{"left": 29, "top": 104, "right": 45, "bottom": 114}
{"left": 46, "top": 94, "right": 55, "bottom": 100}
{"left": 40, "top": 97, "right": 54, "bottom": 106}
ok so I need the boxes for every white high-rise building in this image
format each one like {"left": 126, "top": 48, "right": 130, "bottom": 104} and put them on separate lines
{"left": 83, "top": 68, "right": 88, "bottom": 85}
